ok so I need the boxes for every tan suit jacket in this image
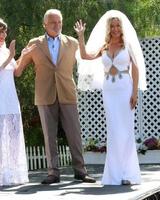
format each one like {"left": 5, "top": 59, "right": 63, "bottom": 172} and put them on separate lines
{"left": 21, "top": 34, "right": 78, "bottom": 105}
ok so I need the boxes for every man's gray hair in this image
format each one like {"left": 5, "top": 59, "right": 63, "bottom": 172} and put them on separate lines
{"left": 43, "top": 9, "right": 63, "bottom": 23}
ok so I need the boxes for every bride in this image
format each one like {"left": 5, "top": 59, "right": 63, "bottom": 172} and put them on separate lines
{"left": 74, "top": 10, "right": 146, "bottom": 185}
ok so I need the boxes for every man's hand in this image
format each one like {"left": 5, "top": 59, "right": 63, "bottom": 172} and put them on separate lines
{"left": 21, "top": 44, "right": 36, "bottom": 56}
{"left": 14, "top": 44, "right": 35, "bottom": 77}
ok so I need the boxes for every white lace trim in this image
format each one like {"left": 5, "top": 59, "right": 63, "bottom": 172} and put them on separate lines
{"left": 0, "top": 114, "right": 28, "bottom": 186}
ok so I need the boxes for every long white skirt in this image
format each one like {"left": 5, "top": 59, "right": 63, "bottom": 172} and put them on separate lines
{"left": 0, "top": 114, "right": 28, "bottom": 186}
{"left": 101, "top": 74, "right": 141, "bottom": 185}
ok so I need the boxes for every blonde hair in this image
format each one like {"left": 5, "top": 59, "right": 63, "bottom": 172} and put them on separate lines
{"left": 101, "top": 17, "right": 124, "bottom": 52}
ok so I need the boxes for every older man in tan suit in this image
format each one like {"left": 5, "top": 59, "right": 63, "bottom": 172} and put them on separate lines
{"left": 15, "top": 9, "right": 95, "bottom": 184}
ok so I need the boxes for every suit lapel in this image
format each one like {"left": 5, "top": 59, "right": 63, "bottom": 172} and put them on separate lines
{"left": 37, "top": 34, "right": 67, "bottom": 67}
{"left": 57, "top": 34, "right": 67, "bottom": 65}
{"left": 37, "top": 35, "right": 56, "bottom": 67}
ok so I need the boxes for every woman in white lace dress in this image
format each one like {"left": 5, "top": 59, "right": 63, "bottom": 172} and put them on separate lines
{"left": 0, "top": 18, "right": 28, "bottom": 186}
{"left": 74, "top": 10, "right": 146, "bottom": 185}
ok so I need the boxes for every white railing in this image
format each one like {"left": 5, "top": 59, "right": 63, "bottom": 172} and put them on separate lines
{"left": 26, "top": 145, "right": 71, "bottom": 170}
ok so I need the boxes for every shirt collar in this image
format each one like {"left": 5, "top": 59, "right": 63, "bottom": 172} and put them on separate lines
{"left": 46, "top": 33, "right": 61, "bottom": 41}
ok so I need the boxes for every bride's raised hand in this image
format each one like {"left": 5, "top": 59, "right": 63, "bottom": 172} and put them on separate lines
{"left": 74, "top": 19, "right": 86, "bottom": 37}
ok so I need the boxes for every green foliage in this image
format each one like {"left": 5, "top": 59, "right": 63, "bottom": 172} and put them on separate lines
{"left": 0, "top": 0, "right": 159, "bottom": 146}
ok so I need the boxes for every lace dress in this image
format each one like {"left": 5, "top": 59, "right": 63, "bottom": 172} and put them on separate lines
{"left": 101, "top": 48, "right": 141, "bottom": 185}
{"left": 0, "top": 46, "right": 28, "bottom": 186}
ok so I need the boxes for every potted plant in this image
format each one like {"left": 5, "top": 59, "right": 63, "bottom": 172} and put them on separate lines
{"left": 83, "top": 138, "right": 106, "bottom": 164}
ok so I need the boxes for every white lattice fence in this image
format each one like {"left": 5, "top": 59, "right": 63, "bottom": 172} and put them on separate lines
{"left": 78, "top": 90, "right": 107, "bottom": 147}
{"left": 78, "top": 38, "right": 160, "bottom": 147}
{"left": 140, "top": 38, "right": 160, "bottom": 140}
{"left": 26, "top": 145, "right": 71, "bottom": 170}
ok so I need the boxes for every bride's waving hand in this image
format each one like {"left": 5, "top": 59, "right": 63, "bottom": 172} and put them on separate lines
{"left": 74, "top": 20, "right": 100, "bottom": 60}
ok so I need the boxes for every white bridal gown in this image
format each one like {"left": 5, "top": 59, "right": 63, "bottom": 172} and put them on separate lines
{"left": 0, "top": 46, "right": 28, "bottom": 186}
{"left": 101, "top": 48, "right": 141, "bottom": 185}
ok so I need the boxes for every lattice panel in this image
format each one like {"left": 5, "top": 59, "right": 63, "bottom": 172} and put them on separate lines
{"left": 78, "top": 38, "right": 160, "bottom": 147}
{"left": 78, "top": 90, "right": 107, "bottom": 146}
{"left": 140, "top": 38, "right": 160, "bottom": 140}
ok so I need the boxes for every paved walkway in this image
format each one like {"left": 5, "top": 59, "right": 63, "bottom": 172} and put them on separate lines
{"left": 1, "top": 165, "right": 160, "bottom": 200}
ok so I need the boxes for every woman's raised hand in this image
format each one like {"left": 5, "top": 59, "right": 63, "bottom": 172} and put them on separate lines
{"left": 74, "top": 20, "right": 86, "bottom": 37}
